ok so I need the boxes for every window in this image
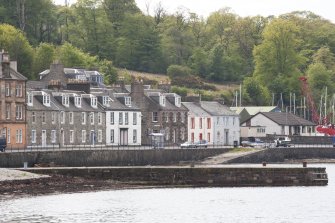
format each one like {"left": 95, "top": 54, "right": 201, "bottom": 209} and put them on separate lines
{"left": 5, "top": 103, "right": 10, "bottom": 119}
{"left": 69, "top": 112, "right": 73, "bottom": 124}
{"left": 98, "top": 112, "right": 102, "bottom": 125}
{"left": 15, "top": 104, "right": 23, "bottom": 120}
{"left": 160, "top": 96, "right": 166, "bottom": 106}
{"left": 173, "top": 113, "right": 177, "bottom": 122}
{"left": 119, "top": 112, "right": 123, "bottom": 124}
{"left": 181, "top": 113, "right": 185, "bottom": 123}
{"left": 70, "top": 130, "right": 74, "bottom": 143}
{"left": 191, "top": 117, "right": 195, "bottom": 129}
{"left": 27, "top": 93, "right": 33, "bottom": 105}
{"left": 43, "top": 94, "right": 50, "bottom": 106}
{"left": 257, "top": 128, "right": 265, "bottom": 133}
{"left": 110, "top": 129, "right": 114, "bottom": 143}
{"left": 110, "top": 112, "right": 114, "bottom": 124}
{"left": 152, "top": 112, "right": 158, "bottom": 122}
{"left": 175, "top": 96, "right": 181, "bottom": 107}
{"left": 51, "top": 130, "right": 56, "bottom": 143}
{"left": 165, "top": 128, "right": 169, "bottom": 141}
{"left": 207, "top": 133, "right": 211, "bottom": 142}
{"left": 181, "top": 128, "right": 185, "bottom": 141}
{"left": 60, "top": 111, "right": 65, "bottom": 124}
{"left": 164, "top": 113, "right": 168, "bottom": 123}
{"left": 133, "top": 112, "right": 137, "bottom": 125}
{"left": 199, "top": 118, "right": 203, "bottom": 129}
{"left": 5, "top": 83, "right": 10, "bottom": 96}
{"left": 125, "top": 97, "right": 131, "bottom": 106}
{"left": 82, "top": 130, "right": 86, "bottom": 143}
{"left": 103, "top": 96, "right": 109, "bottom": 106}
{"left": 51, "top": 112, "right": 55, "bottom": 124}
{"left": 42, "top": 112, "right": 46, "bottom": 123}
{"left": 15, "top": 84, "right": 23, "bottom": 97}
{"left": 191, "top": 132, "right": 194, "bottom": 143}
{"left": 207, "top": 118, "right": 211, "bottom": 129}
{"left": 90, "top": 112, "right": 94, "bottom": 125}
{"left": 98, "top": 130, "right": 102, "bottom": 142}
{"left": 82, "top": 112, "right": 86, "bottom": 124}
{"left": 32, "top": 112, "right": 36, "bottom": 123}
{"left": 133, "top": 129, "right": 137, "bottom": 143}
{"left": 91, "top": 97, "right": 97, "bottom": 107}
{"left": 62, "top": 94, "right": 69, "bottom": 106}
{"left": 16, "top": 129, "right": 22, "bottom": 143}
{"left": 75, "top": 96, "right": 81, "bottom": 107}
{"left": 31, "top": 130, "right": 36, "bottom": 143}
{"left": 125, "top": 112, "right": 129, "bottom": 125}
{"left": 7, "top": 129, "right": 10, "bottom": 144}
{"left": 199, "top": 133, "right": 203, "bottom": 140}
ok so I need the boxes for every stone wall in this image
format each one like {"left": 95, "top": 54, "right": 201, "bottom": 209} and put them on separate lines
{"left": 24, "top": 166, "right": 328, "bottom": 186}
{"left": 227, "top": 147, "right": 335, "bottom": 163}
{"left": 0, "top": 148, "right": 229, "bottom": 168}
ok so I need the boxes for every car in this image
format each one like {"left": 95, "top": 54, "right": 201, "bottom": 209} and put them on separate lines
{"left": 194, "top": 140, "right": 208, "bottom": 148}
{"left": 0, "top": 136, "right": 6, "bottom": 152}
{"left": 241, "top": 137, "right": 266, "bottom": 148}
{"left": 180, "top": 141, "right": 195, "bottom": 148}
{"left": 274, "top": 137, "right": 291, "bottom": 147}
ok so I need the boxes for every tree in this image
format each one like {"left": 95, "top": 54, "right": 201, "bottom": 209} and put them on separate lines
{"left": 0, "top": 24, "right": 34, "bottom": 78}
{"left": 312, "top": 46, "right": 335, "bottom": 71}
{"left": 253, "top": 18, "right": 306, "bottom": 90}
{"left": 167, "top": 64, "right": 192, "bottom": 78}
{"left": 33, "top": 42, "right": 56, "bottom": 76}
{"left": 243, "top": 77, "right": 271, "bottom": 106}
{"left": 307, "top": 63, "right": 334, "bottom": 100}
{"left": 99, "top": 59, "right": 118, "bottom": 85}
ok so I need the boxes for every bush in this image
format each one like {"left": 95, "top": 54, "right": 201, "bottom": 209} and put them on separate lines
{"left": 167, "top": 65, "right": 192, "bottom": 78}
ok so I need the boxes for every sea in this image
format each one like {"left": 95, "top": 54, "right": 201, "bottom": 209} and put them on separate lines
{"left": 1, "top": 164, "right": 334, "bottom": 223}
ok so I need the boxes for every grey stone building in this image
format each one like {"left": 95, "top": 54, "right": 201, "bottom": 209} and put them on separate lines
{"left": 130, "top": 81, "right": 188, "bottom": 145}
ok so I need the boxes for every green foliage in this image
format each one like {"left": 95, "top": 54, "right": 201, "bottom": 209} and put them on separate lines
{"left": 171, "top": 86, "right": 188, "bottom": 97}
{"left": 33, "top": 43, "right": 56, "bottom": 76}
{"left": 243, "top": 77, "right": 271, "bottom": 105}
{"left": 170, "top": 75, "right": 216, "bottom": 91}
{"left": 0, "top": 24, "right": 34, "bottom": 78}
{"left": 307, "top": 63, "right": 334, "bottom": 99}
{"left": 167, "top": 65, "right": 192, "bottom": 78}
{"left": 99, "top": 59, "right": 118, "bottom": 85}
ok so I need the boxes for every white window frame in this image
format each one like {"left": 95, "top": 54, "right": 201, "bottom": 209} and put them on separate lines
{"left": 125, "top": 112, "right": 129, "bottom": 125}
{"left": 82, "top": 112, "right": 86, "bottom": 125}
{"left": 51, "top": 130, "right": 56, "bottom": 143}
{"left": 82, "top": 130, "right": 86, "bottom": 143}
{"left": 90, "top": 112, "right": 94, "bottom": 125}
{"left": 110, "top": 112, "right": 114, "bottom": 124}
{"left": 98, "top": 130, "right": 102, "bottom": 142}
{"left": 15, "top": 104, "right": 23, "bottom": 120}
{"left": 103, "top": 96, "right": 109, "bottom": 106}
{"left": 7, "top": 128, "right": 10, "bottom": 144}
{"left": 70, "top": 130, "right": 74, "bottom": 143}
{"left": 62, "top": 94, "right": 69, "bottom": 107}
{"left": 16, "top": 129, "right": 22, "bottom": 143}
{"left": 31, "top": 130, "right": 36, "bottom": 143}
{"left": 133, "top": 112, "right": 137, "bottom": 125}
{"left": 75, "top": 96, "right": 82, "bottom": 107}
{"left": 69, "top": 112, "right": 74, "bottom": 124}
{"left": 175, "top": 96, "right": 181, "bottom": 107}
{"left": 51, "top": 112, "right": 55, "bottom": 124}
{"left": 110, "top": 129, "right": 114, "bottom": 143}
{"left": 6, "top": 103, "right": 10, "bottom": 119}
{"left": 5, "top": 83, "right": 10, "bottom": 96}
{"left": 160, "top": 95, "right": 166, "bottom": 106}
{"left": 133, "top": 129, "right": 137, "bottom": 143}
{"left": 125, "top": 97, "right": 131, "bottom": 106}
{"left": 27, "top": 93, "right": 33, "bottom": 105}
{"left": 98, "top": 112, "right": 102, "bottom": 125}
{"left": 173, "top": 113, "right": 177, "bottom": 122}
{"left": 43, "top": 94, "right": 50, "bottom": 106}
{"left": 60, "top": 111, "right": 65, "bottom": 124}
{"left": 91, "top": 97, "right": 97, "bottom": 108}
{"left": 15, "top": 84, "right": 23, "bottom": 97}
{"left": 152, "top": 112, "right": 158, "bottom": 122}
{"left": 119, "top": 112, "right": 123, "bottom": 124}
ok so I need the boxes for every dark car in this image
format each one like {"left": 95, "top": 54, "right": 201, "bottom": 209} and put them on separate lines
{"left": 0, "top": 136, "right": 6, "bottom": 152}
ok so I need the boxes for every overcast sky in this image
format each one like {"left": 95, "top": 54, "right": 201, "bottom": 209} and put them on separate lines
{"left": 53, "top": 0, "right": 334, "bottom": 23}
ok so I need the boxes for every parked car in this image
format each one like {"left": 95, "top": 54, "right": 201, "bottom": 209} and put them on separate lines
{"left": 241, "top": 137, "right": 266, "bottom": 148}
{"left": 180, "top": 141, "right": 195, "bottom": 148}
{"left": 0, "top": 136, "right": 6, "bottom": 152}
{"left": 194, "top": 140, "right": 208, "bottom": 148}
{"left": 274, "top": 137, "right": 291, "bottom": 147}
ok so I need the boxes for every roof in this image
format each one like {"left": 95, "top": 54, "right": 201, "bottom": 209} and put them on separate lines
{"left": 255, "top": 112, "right": 316, "bottom": 126}
{"left": 200, "top": 101, "right": 238, "bottom": 116}
{"left": 182, "top": 102, "right": 210, "bottom": 116}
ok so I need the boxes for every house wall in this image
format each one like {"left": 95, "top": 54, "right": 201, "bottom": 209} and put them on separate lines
{"left": 187, "top": 115, "right": 213, "bottom": 144}
{"left": 241, "top": 114, "right": 282, "bottom": 137}
{"left": 106, "top": 111, "right": 142, "bottom": 146}
{"left": 213, "top": 116, "right": 240, "bottom": 145}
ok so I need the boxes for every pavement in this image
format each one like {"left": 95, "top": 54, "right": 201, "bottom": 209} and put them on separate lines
{"left": 0, "top": 168, "right": 49, "bottom": 182}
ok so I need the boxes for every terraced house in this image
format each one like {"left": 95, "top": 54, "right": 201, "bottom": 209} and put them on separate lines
{"left": 0, "top": 51, "right": 27, "bottom": 149}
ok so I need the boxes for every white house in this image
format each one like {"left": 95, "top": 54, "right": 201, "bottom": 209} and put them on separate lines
{"left": 97, "top": 93, "right": 142, "bottom": 146}
{"left": 240, "top": 112, "right": 316, "bottom": 137}
{"left": 182, "top": 101, "right": 240, "bottom": 145}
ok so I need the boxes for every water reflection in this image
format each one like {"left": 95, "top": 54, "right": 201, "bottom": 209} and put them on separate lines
{"left": 1, "top": 164, "right": 334, "bottom": 223}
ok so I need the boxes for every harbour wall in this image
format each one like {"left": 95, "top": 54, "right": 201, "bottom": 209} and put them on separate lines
{"left": 0, "top": 149, "right": 229, "bottom": 168}
{"left": 23, "top": 166, "right": 328, "bottom": 186}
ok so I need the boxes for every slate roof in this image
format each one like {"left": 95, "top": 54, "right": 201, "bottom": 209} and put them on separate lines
{"left": 182, "top": 102, "right": 210, "bottom": 116}
{"left": 230, "top": 106, "right": 280, "bottom": 115}
{"left": 257, "top": 112, "right": 316, "bottom": 126}
{"left": 201, "top": 101, "right": 238, "bottom": 116}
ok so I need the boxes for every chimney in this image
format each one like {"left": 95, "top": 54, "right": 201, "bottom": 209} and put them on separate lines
{"left": 50, "top": 61, "right": 64, "bottom": 76}
{"left": 10, "top": 61, "right": 17, "bottom": 72}
{"left": 131, "top": 80, "right": 144, "bottom": 96}
{"left": 0, "top": 50, "right": 10, "bottom": 78}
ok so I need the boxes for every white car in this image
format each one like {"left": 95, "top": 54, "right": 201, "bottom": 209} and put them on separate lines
{"left": 180, "top": 142, "right": 195, "bottom": 148}
{"left": 274, "top": 137, "right": 291, "bottom": 147}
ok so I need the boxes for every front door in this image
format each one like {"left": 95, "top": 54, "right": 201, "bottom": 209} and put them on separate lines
{"left": 120, "top": 129, "right": 128, "bottom": 145}
{"left": 90, "top": 130, "right": 95, "bottom": 146}
{"left": 224, "top": 129, "right": 229, "bottom": 145}
{"left": 42, "top": 130, "right": 46, "bottom": 148}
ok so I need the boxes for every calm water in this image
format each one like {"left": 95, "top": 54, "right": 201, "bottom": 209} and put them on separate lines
{"left": 1, "top": 164, "right": 334, "bottom": 223}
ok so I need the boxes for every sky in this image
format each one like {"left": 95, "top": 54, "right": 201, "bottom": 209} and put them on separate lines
{"left": 53, "top": 0, "right": 335, "bottom": 23}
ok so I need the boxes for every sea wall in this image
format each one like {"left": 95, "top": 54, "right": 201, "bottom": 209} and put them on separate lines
{"left": 0, "top": 149, "right": 229, "bottom": 168}
{"left": 227, "top": 147, "right": 335, "bottom": 163}
{"left": 24, "top": 166, "right": 328, "bottom": 186}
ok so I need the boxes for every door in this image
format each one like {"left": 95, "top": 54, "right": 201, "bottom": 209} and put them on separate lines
{"left": 42, "top": 130, "right": 46, "bottom": 148}
{"left": 120, "top": 129, "right": 128, "bottom": 145}
{"left": 225, "top": 129, "right": 229, "bottom": 145}
{"left": 90, "top": 130, "right": 95, "bottom": 146}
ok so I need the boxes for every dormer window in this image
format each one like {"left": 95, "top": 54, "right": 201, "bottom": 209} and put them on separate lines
{"left": 160, "top": 95, "right": 166, "bottom": 106}
{"left": 75, "top": 96, "right": 81, "bottom": 108}
{"left": 175, "top": 96, "right": 181, "bottom": 107}
{"left": 27, "top": 93, "right": 33, "bottom": 106}
{"left": 125, "top": 97, "right": 131, "bottom": 106}
{"left": 62, "top": 94, "right": 69, "bottom": 107}
{"left": 91, "top": 97, "right": 97, "bottom": 108}
{"left": 103, "top": 96, "right": 110, "bottom": 106}
{"left": 43, "top": 93, "right": 50, "bottom": 107}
